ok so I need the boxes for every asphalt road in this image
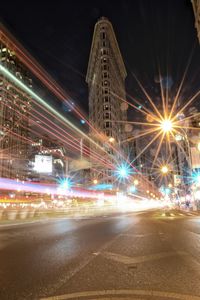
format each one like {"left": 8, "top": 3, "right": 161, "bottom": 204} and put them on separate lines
{"left": 1, "top": 209, "right": 200, "bottom": 300}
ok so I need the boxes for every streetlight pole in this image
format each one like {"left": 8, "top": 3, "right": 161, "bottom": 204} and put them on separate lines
{"left": 80, "top": 138, "right": 83, "bottom": 160}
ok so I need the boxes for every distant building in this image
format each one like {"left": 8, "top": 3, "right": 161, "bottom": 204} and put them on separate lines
{"left": 171, "top": 113, "right": 191, "bottom": 190}
{"left": 191, "top": 0, "right": 200, "bottom": 43}
{"left": 0, "top": 24, "right": 32, "bottom": 180}
{"left": 86, "top": 17, "right": 127, "bottom": 184}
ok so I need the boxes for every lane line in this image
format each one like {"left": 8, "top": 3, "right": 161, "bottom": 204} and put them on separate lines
{"left": 41, "top": 289, "right": 200, "bottom": 300}
{"left": 119, "top": 233, "right": 152, "bottom": 238}
{"left": 101, "top": 250, "right": 188, "bottom": 265}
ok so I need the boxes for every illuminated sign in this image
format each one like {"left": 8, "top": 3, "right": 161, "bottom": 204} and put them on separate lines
{"left": 34, "top": 155, "right": 52, "bottom": 173}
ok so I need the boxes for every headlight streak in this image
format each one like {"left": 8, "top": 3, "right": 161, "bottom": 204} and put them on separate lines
{"left": 0, "top": 90, "right": 113, "bottom": 168}
{"left": 0, "top": 27, "right": 142, "bottom": 175}
{"left": 0, "top": 70, "right": 140, "bottom": 179}
{"left": 0, "top": 72, "right": 115, "bottom": 170}
{"left": 0, "top": 27, "right": 158, "bottom": 191}
{"left": 1, "top": 68, "right": 157, "bottom": 195}
{"left": 2, "top": 26, "right": 200, "bottom": 197}
{"left": 0, "top": 65, "right": 109, "bottom": 156}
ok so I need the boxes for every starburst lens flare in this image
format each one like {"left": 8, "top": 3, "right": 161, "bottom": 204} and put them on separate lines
{"left": 116, "top": 164, "right": 132, "bottom": 180}
{"left": 192, "top": 172, "right": 200, "bottom": 186}
{"left": 119, "top": 168, "right": 128, "bottom": 177}
{"left": 58, "top": 178, "right": 72, "bottom": 190}
{"left": 160, "top": 119, "right": 173, "bottom": 133}
{"left": 161, "top": 165, "right": 169, "bottom": 174}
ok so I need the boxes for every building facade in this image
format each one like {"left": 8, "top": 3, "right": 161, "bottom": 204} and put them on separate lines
{"left": 0, "top": 25, "right": 32, "bottom": 180}
{"left": 86, "top": 17, "right": 127, "bottom": 184}
{"left": 191, "top": 0, "right": 200, "bottom": 43}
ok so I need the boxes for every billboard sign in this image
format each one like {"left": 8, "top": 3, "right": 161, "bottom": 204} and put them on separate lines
{"left": 34, "top": 155, "right": 52, "bottom": 173}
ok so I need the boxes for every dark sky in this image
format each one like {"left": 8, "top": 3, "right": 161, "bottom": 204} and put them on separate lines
{"left": 1, "top": 0, "right": 200, "bottom": 119}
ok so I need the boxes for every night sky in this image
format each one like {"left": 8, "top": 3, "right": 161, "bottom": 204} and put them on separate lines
{"left": 1, "top": 0, "right": 200, "bottom": 120}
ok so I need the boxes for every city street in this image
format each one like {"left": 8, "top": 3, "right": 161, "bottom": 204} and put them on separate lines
{"left": 1, "top": 210, "right": 200, "bottom": 299}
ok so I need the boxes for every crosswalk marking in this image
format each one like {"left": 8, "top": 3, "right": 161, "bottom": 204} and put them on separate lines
{"left": 160, "top": 211, "right": 199, "bottom": 218}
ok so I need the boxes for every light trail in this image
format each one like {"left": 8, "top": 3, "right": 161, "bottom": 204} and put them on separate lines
{"left": 0, "top": 74, "right": 126, "bottom": 170}
{"left": 0, "top": 27, "right": 133, "bottom": 168}
{"left": 0, "top": 65, "right": 108, "bottom": 156}
{"left": 1, "top": 96, "right": 113, "bottom": 170}
{"left": 0, "top": 177, "right": 105, "bottom": 199}
{"left": 0, "top": 29, "right": 168, "bottom": 194}
{"left": 0, "top": 29, "right": 156, "bottom": 189}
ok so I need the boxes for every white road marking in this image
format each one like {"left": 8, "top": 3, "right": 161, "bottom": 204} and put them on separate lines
{"left": 101, "top": 250, "right": 188, "bottom": 265}
{"left": 41, "top": 289, "right": 200, "bottom": 300}
{"left": 119, "top": 233, "right": 150, "bottom": 238}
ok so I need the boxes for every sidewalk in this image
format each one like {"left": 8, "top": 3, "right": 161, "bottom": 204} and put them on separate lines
{"left": 0, "top": 206, "right": 126, "bottom": 227}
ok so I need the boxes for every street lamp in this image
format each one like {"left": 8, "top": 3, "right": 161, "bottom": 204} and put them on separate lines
{"left": 133, "top": 179, "right": 139, "bottom": 186}
{"left": 160, "top": 119, "right": 173, "bottom": 133}
{"left": 58, "top": 177, "right": 72, "bottom": 191}
{"left": 93, "top": 179, "right": 98, "bottom": 185}
{"left": 109, "top": 137, "right": 115, "bottom": 143}
{"left": 119, "top": 167, "right": 128, "bottom": 178}
{"left": 116, "top": 164, "right": 131, "bottom": 180}
{"left": 161, "top": 165, "right": 169, "bottom": 174}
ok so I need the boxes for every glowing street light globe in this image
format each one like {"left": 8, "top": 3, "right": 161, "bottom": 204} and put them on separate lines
{"left": 59, "top": 178, "right": 72, "bottom": 190}
{"left": 109, "top": 137, "right": 115, "bottom": 143}
{"left": 161, "top": 165, "right": 169, "bottom": 174}
{"left": 161, "top": 119, "right": 173, "bottom": 133}
{"left": 119, "top": 167, "right": 128, "bottom": 178}
{"left": 117, "top": 164, "right": 131, "bottom": 179}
